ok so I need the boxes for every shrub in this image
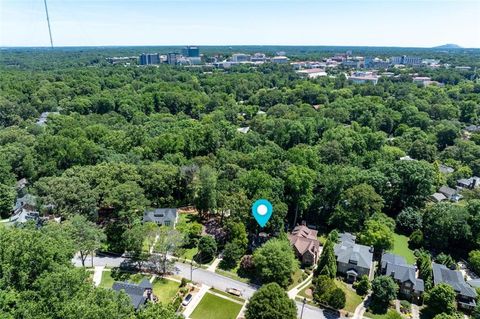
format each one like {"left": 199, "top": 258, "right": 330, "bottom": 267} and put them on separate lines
{"left": 353, "top": 275, "right": 371, "bottom": 296}
{"left": 409, "top": 230, "right": 423, "bottom": 249}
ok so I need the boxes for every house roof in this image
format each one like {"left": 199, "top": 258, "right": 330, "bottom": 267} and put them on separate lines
{"left": 9, "top": 208, "right": 39, "bottom": 224}
{"left": 465, "top": 125, "right": 480, "bottom": 133}
{"left": 431, "top": 193, "right": 447, "bottom": 202}
{"left": 334, "top": 234, "right": 373, "bottom": 270}
{"left": 339, "top": 232, "right": 356, "bottom": 244}
{"left": 468, "top": 279, "right": 480, "bottom": 288}
{"left": 143, "top": 208, "right": 178, "bottom": 224}
{"left": 112, "top": 282, "right": 147, "bottom": 310}
{"left": 432, "top": 263, "right": 477, "bottom": 298}
{"left": 386, "top": 262, "right": 424, "bottom": 292}
{"left": 291, "top": 225, "right": 318, "bottom": 240}
{"left": 288, "top": 225, "right": 320, "bottom": 257}
{"left": 382, "top": 253, "right": 424, "bottom": 292}
{"left": 439, "top": 164, "right": 454, "bottom": 174}
{"left": 138, "top": 278, "right": 152, "bottom": 289}
{"left": 439, "top": 186, "right": 457, "bottom": 197}
{"left": 237, "top": 127, "right": 250, "bottom": 134}
{"left": 14, "top": 194, "right": 37, "bottom": 211}
{"left": 381, "top": 253, "right": 407, "bottom": 270}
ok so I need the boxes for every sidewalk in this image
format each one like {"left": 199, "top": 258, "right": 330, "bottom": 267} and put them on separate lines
{"left": 288, "top": 273, "right": 313, "bottom": 299}
{"left": 353, "top": 294, "right": 369, "bottom": 319}
{"left": 183, "top": 284, "right": 210, "bottom": 318}
{"left": 206, "top": 258, "right": 222, "bottom": 272}
{"left": 92, "top": 266, "right": 105, "bottom": 287}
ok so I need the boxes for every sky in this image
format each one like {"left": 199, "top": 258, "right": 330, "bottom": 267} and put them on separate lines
{"left": 0, "top": 0, "right": 479, "bottom": 48}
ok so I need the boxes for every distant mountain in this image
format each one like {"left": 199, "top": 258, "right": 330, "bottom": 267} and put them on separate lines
{"left": 433, "top": 44, "right": 462, "bottom": 49}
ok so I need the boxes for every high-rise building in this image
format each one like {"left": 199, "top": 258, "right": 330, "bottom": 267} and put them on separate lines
{"left": 167, "top": 52, "right": 178, "bottom": 65}
{"left": 182, "top": 46, "right": 200, "bottom": 58}
{"left": 139, "top": 53, "right": 160, "bottom": 65}
{"left": 231, "top": 53, "right": 251, "bottom": 63}
{"left": 390, "top": 55, "right": 422, "bottom": 66}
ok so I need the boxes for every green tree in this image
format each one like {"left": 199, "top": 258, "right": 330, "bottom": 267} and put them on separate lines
{"left": 370, "top": 276, "right": 398, "bottom": 313}
{"left": 253, "top": 238, "right": 298, "bottom": 288}
{"left": 245, "top": 283, "right": 297, "bottom": 319}
{"left": 197, "top": 236, "right": 217, "bottom": 263}
{"left": 329, "top": 183, "right": 384, "bottom": 231}
{"left": 425, "top": 283, "right": 457, "bottom": 317}
{"left": 0, "top": 183, "right": 15, "bottom": 219}
{"left": 150, "top": 227, "right": 184, "bottom": 275}
{"left": 416, "top": 250, "right": 434, "bottom": 291}
{"left": 396, "top": 207, "right": 423, "bottom": 235}
{"left": 358, "top": 219, "right": 394, "bottom": 253}
{"left": 353, "top": 275, "right": 371, "bottom": 296}
{"left": 194, "top": 165, "right": 217, "bottom": 216}
{"left": 136, "top": 303, "right": 182, "bottom": 319}
{"left": 409, "top": 229, "right": 424, "bottom": 249}
{"left": 315, "top": 230, "right": 338, "bottom": 278}
{"left": 66, "top": 215, "right": 106, "bottom": 267}
{"left": 221, "top": 242, "right": 245, "bottom": 269}
{"left": 468, "top": 250, "right": 480, "bottom": 275}
{"left": 312, "top": 275, "right": 346, "bottom": 309}
{"left": 284, "top": 165, "right": 315, "bottom": 227}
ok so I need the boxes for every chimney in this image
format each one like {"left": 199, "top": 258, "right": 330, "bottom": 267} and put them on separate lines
{"left": 369, "top": 246, "right": 374, "bottom": 253}
{"left": 471, "top": 178, "right": 477, "bottom": 189}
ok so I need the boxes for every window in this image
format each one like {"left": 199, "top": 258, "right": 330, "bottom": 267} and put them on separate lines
{"left": 164, "top": 220, "right": 171, "bottom": 226}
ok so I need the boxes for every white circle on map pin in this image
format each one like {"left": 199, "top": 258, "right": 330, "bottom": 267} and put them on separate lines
{"left": 257, "top": 204, "right": 268, "bottom": 216}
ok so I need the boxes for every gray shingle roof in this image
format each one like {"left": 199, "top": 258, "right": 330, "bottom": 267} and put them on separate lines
{"left": 382, "top": 253, "right": 424, "bottom": 292}
{"left": 381, "top": 253, "right": 407, "bottom": 270}
{"left": 386, "top": 262, "right": 424, "bottom": 292}
{"left": 143, "top": 208, "right": 177, "bottom": 224}
{"left": 334, "top": 234, "right": 373, "bottom": 270}
{"left": 468, "top": 279, "right": 480, "bottom": 288}
{"left": 432, "top": 263, "right": 477, "bottom": 299}
{"left": 112, "top": 282, "right": 147, "bottom": 310}
{"left": 439, "top": 186, "right": 457, "bottom": 197}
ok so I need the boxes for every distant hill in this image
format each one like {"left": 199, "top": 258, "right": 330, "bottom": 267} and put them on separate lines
{"left": 434, "top": 44, "right": 462, "bottom": 49}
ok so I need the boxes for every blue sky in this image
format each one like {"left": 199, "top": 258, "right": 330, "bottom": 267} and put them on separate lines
{"left": 1, "top": 0, "right": 479, "bottom": 48}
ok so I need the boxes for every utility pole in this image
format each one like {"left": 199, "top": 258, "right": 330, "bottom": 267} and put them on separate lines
{"left": 300, "top": 297, "right": 306, "bottom": 319}
{"left": 43, "top": 0, "right": 54, "bottom": 48}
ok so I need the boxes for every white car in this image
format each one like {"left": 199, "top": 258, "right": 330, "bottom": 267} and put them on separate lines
{"left": 182, "top": 293, "right": 193, "bottom": 306}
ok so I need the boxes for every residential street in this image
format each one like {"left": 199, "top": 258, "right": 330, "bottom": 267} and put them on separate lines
{"left": 72, "top": 254, "right": 343, "bottom": 319}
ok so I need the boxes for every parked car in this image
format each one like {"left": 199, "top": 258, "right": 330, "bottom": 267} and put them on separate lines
{"left": 226, "top": 288, "right": 242, "bottom": 297}
{"left": 182, "top": 293, "right": 193, "bottom": 306}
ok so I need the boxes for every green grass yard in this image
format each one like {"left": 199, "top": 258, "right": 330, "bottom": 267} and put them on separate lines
{"left": 190, "top": 292, "right": 243, "bottom": 319}
{"left": 365, "top": 308, "right": 398, "bottom": 319}
{"left": 335, "top": 280, "right": 363, "bottom": 313}
{"left": 99, "top": 271, "right": 115, "bottom": 288}
{"left": 152, "top": 278, "right": 180, "bottom": 304}
{"left": 287, "top": 269, "right": 304, "bottom": 290}
{"left": 388, "top": 233, "right": 416, "bottom": 264}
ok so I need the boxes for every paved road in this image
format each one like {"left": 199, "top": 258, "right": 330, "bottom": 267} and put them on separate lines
{"left": 73, "top": 254, "right": 344, "bottom": 319}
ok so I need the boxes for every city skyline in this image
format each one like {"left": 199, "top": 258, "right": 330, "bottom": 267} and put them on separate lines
{"left": 1, "top": 0, "right": 479, "bottom": 48}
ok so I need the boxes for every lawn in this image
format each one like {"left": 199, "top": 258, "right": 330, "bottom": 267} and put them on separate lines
{"left": 99, "top": 271, "right": 115, "bottom": 288}
{"left": 365, "top": 308, "right": 398, "bottom": 319}
{"left": 152, "top": 278, "right": 180, "bottom": 304}
{"left": 215, "top": 268, "right": 250, "bottom": 284}
{"left": 190, "top": 292, "right": 243, "bottom": 319}
{"left": 287, "top": 269, "right": 305, "bottom": 290}
{"left": 298, "top": 283, "right": 313, "bottom": 299}
{"left": 210, "top": 288, "right": 245, "bottom": 302}
{"left": 178, "top": 246, "right": 199, "bottom": 261}
{"left": 388, "top": 233, "right": 416, "bottom": 264}
{"left": 335, "top": 280, "right": 363, "bottom": 313}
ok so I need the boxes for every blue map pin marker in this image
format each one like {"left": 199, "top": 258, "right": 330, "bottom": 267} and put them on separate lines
{"left": 252, "top": 199, "right": 273, "bottom": 227}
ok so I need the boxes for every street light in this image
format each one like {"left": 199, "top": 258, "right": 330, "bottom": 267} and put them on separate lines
{"left": 300, "top": 297, "right": 306, "bottom": 319}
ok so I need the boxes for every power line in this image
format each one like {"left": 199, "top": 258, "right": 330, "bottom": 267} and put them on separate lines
{"left": 43, "top": 0, "right": 54, "bottom": 48}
